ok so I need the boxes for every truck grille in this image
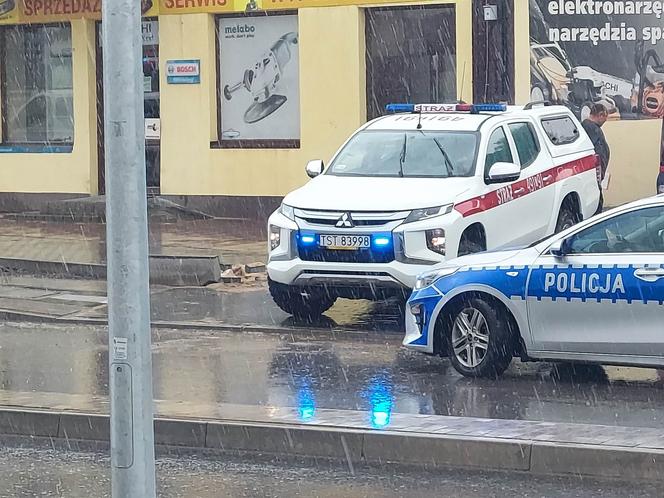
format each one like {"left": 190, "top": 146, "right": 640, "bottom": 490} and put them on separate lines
{"left": 298, "top": 246, "right": 395, "bottom": 263}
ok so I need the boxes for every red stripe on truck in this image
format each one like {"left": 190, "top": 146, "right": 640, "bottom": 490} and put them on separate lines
{"left": 454, "top": 154, "right": 598, "bottom": 217}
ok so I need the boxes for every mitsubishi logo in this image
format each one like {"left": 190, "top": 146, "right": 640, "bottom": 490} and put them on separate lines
{"left": 335, "top": 212, "right": 354, "bottom": 228}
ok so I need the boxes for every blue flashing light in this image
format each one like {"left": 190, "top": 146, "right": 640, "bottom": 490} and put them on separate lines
{"left": 300, "top": 234, "right": 316, "bottom": 245}
{"left": 373, "top": 236, "right": 391, "bottom": 247}
{"left": 385, "top": 103, "right": 415, "bottom": 113}
{"left": 472, "top": 103, "right": 507, "bottom": 113}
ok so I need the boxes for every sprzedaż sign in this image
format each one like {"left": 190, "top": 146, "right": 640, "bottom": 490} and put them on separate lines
{"left": 166, "top": 59, "right": 201, "bottom": 84}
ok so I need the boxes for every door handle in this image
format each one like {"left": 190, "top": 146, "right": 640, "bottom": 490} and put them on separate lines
{"left": 634, "top": 268, "right": 664, "bottom": 282}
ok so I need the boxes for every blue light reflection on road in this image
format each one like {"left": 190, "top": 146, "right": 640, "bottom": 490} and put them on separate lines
{"left": 366, "top": 373, "right": 394, "bottom": 429}
{"left": 297, "top": 377, "right": 316, "bottom": 421}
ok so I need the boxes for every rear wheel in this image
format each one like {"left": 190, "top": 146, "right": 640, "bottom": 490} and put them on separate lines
{"left": 445, "top": 297, "right": 513, "bottom": 378}
{"left": 268, "top": 278, "right": 336, "bottom": 319}
{"left": 555, "top": 202, "right": 579, "bottom": 233}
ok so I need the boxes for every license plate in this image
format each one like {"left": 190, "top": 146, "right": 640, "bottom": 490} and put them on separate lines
{"left": 319, "top": 234, "right": 370, "bottom": 250}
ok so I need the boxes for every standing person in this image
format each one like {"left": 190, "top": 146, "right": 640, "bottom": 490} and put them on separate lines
{"left": 582, "top": 104, "right": 610, "bottom": 214}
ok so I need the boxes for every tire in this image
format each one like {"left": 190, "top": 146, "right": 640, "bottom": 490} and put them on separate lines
{"left": 445, "top": 297, "right": 513, "bottom": 378}
{"left": 268, "top": 278, "right": 336, "bottom": 319}
{"left": 555, "top": 202, "right": 579, "bottom": 233}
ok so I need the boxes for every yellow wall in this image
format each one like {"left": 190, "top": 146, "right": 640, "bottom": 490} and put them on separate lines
{"left": 0, "top": 19, "right": 98, "bottom": 194}
{"left": 159, "top": 1, "right": 471, "bottom": 197}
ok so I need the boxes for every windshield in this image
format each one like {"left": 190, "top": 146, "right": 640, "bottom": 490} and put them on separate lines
{"left": 327, "top": 130, "right": 478, "bottom": 178}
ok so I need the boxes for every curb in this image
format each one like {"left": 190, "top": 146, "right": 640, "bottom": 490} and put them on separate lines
{"left": 0, "top": 310, "right": 404, "bottom": 339}
{"left": 0, "top": 255, "right": 222, "bottom": 286}
{"left": 0, "top": 407, "right": 661, "bottom": 481}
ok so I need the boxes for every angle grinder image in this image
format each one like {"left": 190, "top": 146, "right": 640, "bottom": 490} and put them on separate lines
{"left": 0, "top": 0, "right": 15, "bottom": 16}
{"left": 223, "top": 32, "right": 298, "bottom": 124}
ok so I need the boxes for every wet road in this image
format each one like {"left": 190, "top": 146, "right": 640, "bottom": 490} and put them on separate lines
{"left": 0, "top": 322, "right": 662, "bottom": 428}
{"left": 0, "top": 445, "right": 659, "bottom": 497}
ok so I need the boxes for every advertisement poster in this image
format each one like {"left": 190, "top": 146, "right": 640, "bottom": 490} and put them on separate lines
{"left": 530, "top": 0, "right": 664, "bottom": 121}
{"left": 218, "top": 14, "right": 300, "bottom": 142}
{"left": 0, "top": 0, "right": 19, "bottom": 24}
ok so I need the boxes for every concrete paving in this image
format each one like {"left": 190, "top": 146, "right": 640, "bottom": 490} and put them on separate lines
{"left": 0, "top": 274, "right": 405, "bottom": 333}
{"left": 0, "top": 216, "right": 266, "bottom": 267}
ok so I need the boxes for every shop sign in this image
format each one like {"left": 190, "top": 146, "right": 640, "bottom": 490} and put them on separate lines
{"left": 218, "top": 14, "right": 300, "bottom": 142}
{"left": 145, "top": 118, "right": 161, "bottom": 139}
{"left": 158, "top": 0, "right": 426, "bottom": 15}
{"left": 142, "top": 19, "right": 158, "bottom": 45}
{"left": 2, "top": 0, "right": 158, "bottom": 23}
{"left": 529, "top": 0, "right": 664, "bottom": 120}
{"left": 166, "top": 59, "right": 200, "bottom": 84}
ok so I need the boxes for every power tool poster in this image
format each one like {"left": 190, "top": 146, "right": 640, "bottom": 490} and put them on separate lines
{"left": 529, "top": 0, "right": 664, "bottom": 121}
{"left": 218, "top": 14, "right": 300, "bottom": 143}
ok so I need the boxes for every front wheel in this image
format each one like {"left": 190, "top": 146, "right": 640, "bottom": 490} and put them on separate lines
{"left": 445, "top": 297, "right": 513, "bottom": 378}
{"left": 268, "top": 278, "right": 336, "bottom": 319}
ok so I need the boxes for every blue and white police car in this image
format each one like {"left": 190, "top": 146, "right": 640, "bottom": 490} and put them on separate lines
{"left": 404, "top": 194, "right": 664, "bottom": 378}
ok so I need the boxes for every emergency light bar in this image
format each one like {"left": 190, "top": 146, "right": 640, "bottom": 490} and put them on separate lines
{"left": 385, "top": 103, "right": 507, "bottom": 114}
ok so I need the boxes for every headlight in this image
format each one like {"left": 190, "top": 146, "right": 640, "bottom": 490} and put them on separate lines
{"left": 404, "top": 204, "right": 453, "bottom": 224}
{"left": 280, "top": 203, "right": 295, "bottom": 221}
{"left": 414, "top": 267, "right": 459, "bottom": 290}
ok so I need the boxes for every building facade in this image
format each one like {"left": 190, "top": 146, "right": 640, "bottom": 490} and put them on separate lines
{"left": 0, "top": 0, "right": 659, "bottom": 216}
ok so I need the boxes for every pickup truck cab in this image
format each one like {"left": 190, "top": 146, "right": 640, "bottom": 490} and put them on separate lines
{"left": 267, "top": 102, "right": 601, "bottom": 318}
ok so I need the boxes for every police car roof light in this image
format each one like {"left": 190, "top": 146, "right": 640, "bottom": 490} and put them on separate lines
{"left": 385, "top": 103, "right": 415, "bottom": 113}
{"left": 385, "top": 102, "right": 507, "bottom": 114}
{"left": 471, "top": 103, "right": 507, "bottom": 112}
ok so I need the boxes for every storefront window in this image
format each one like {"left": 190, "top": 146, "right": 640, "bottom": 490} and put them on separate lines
{"left": 366, "top": 5, "right": 456, "bottom": 121}
{"left": 1, "top": 24, "right": 74, "bottom": 144}
{"left": 216, "top": 12, "right": 300, "bottom": 148}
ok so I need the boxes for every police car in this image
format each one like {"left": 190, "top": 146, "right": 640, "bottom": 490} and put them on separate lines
{"left": 404, "top": 195, "right": 664, "bottom": 378}
{"left": 267, "top": 102, "right": 601, "bottom": 318}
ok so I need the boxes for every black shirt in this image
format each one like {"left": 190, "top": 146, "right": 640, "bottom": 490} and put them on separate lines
{"left": 582, "top": 119, "right": 610, "bottom": 179}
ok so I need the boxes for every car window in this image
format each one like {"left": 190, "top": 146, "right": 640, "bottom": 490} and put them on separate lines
{"left": 568, "top": 206, "right": 664, "bottom": 254}
{"left": 540, "top": 116, "right": 579, "bottom": 146}
{"left": 327, "top": 130, "right": 478, "bottom": 178}
{"left": 508, "top": 122, "right": 539, "bottom": 168}
{"left": 484, "top": 127, "right": 513, "bottom": 176}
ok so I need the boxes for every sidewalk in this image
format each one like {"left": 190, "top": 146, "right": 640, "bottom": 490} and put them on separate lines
{"left": 0, "top": 216, "right": 267, "bottom": 268}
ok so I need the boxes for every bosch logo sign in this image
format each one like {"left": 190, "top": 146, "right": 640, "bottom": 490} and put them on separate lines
{"left": 166, "top": 59, "right": 201, "bottom": 85}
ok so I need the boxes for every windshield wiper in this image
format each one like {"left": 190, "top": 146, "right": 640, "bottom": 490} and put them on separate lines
{"left": 432, "top": 136, "right": 456, "bottom": 177}
{"left": 398, "top": 133, "right": 407, "bottom": 178}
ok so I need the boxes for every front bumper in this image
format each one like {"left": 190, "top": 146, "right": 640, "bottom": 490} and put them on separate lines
{"left": 268, "top": 257, "right": 432, "bottom": 290}
{"left": 402, "top": 286, "right": 445, "bottom": 354}
{"left": 267, "top": 210, "right": 456, "bottom": 291}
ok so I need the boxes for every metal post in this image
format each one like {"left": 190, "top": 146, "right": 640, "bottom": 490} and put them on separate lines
{"left": 101, "top": 0, "right": 156, "bottom": 495}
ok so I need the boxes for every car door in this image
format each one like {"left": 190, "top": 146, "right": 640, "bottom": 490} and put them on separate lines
{"left": 477, "top": 125, "right": 525, "bottom": 249}
{"left": 526, "top": 204, "right": 664, "bottom": 358}
{"left": 505, "top": 120, "right": 556, "bottom": 240}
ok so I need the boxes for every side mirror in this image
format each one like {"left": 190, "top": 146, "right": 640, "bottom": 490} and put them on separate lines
{"left": 487, "top": 162, "right": 521, "bottom": 183}
{"left": 305, "top": 159, "right": 324, "bottom": 179}
{"left": 549, "top": 237, "right": 571, "bottom": 258}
